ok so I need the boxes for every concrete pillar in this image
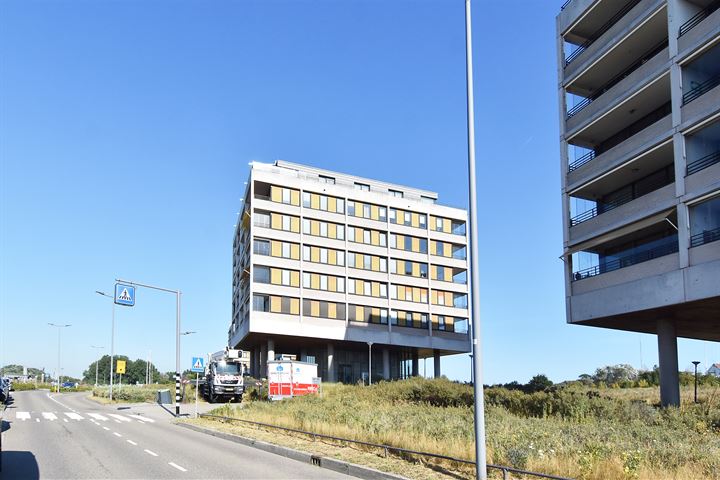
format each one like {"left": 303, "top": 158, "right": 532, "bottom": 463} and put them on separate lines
{"left": 267, "top": 338, "right": 275, "bottom": 363}
{"left": 300, "top": 348, "right": 307, "bottom": 362}
{"left": 260, "top": 344, "right": 267, "bottom": 377}
{"left": 433, "top": 350, "right": 441, "bottom": 378}
{"left": 382, "top": 348, "right": 390, "bottom": 380}
{"left": 411, "top": 350, "right": 419, "bottom": 377}
{"left": 657, "top": 319, "right": 680, "bottom": 407}
{"left": 326, "top": 343, "right": 335, "bottom": 382}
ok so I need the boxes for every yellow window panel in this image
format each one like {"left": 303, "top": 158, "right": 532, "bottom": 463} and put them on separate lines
{"left": 310, "top": 193, "right": 320, "bottom": 210}
{"left": 371, "top": 205, "right": 379, "bottom": 220}
{"left": 271, "top": 213, "right": 282, "bottom": 230}
{"left": 329, "top": 223, "right": 337, "bottom": 239}
{"left": 311, "top": 220, "right": 320, "bottom": 236}
{"left": 446, "top": 317, "right": 455, "bottom": 328}
{"left": 412, "top": 263, "right": 420, "bottom": 277}
{"left": 311, "top": 247, "right": 320, "bottom": 263}
{"left": 311, "top": 300, "right": 320, "bottom": 317}
{"left": 355, "top": 255, "right": 363, "bottom": 269}
{"left": 291, "top": 217, "right": 300, "bottom": 233}
{"left": 371, "top": 256, "right": 379, "bottom": 271}
{"left": 413, "top": 288, "right": 421, "bottom": 303}
{"left": 372, "top": 282, "right": 380, "bottom": 297}
{"left": 291, "top": 271, "right": 300, "bottom": 287}
{"left": 290, "top": 190, "right": 300, "bottom": 206}
{"left": 355, "top": 279, "right": 363, "bottom": 293}
{"left": 328, "top": 249, "right": 337, "bottom": 265}
{"left": 328, "top": 277, "right": 337, "bottom": 292}
{"left": 290, "top": 298, "right": 300, "bottom": 315}
{"left": 431, "top": 290, "right": 438, "bottom": 305}
{"left": 397, "top": 286, "right": 406, "bottom": 300}
{"left": 291, "top": 244, "right": 300, "bottom": 260}
{"left": 354, "top": 227, "right": 362, "bottom": 243}
{"left": 372, "top": 307, "right": 380, "bottom": 321}
{"left": 411, "top": 213, "right": 419, "bottom": 228}
{"left": 271, "top": 240, "right": 282, "bottom": 257}
{"left": 311, "top": 274, "right": 320, "bottom": 290}
{"left": 413, "top": 312, "right": 421, "bottom": 328}
{"left": 445, "top": 267, "right": 453, "bottom": 281}
{"left": 371, "top": 231, "right": 379, "bottom": 245}
{"left": 430, "top": 216, "right": 437, "bottom": 231}
{"left": 270, "top": 186, "right": 282, "bottom": 203}
{"left": 270, "top": 268, "right": 281, "bottom": 285}
{"left": 396, "top": 259, "right": 404, "bottom": 273}
{"left": 431, "top": 315, "right": 439, "bottom": 327}
{"left": 430, "top": 265, "right": 437, "bottom": 280}
{"left": 445, "top": 291, "right": 453, "bottom": 305}
{"left": 412, "top": 237, "right": 420, "bottom": 252}
{"left": 396, "top": 235, "right": 404, "bottom": 249}
{"left": 443, "top": 218, "right": 451, "bottom": 233}
{"left": 328, "top": 303, "right": 337, "bottom": 319}
{"left": 270, "top": 296, "right": 281, "bottom": 313}
{"left": 328, "top": 197, "right": 336, "bottom": 212}
{"left": 355, "top": 305, "right": 364, "bottom": 321}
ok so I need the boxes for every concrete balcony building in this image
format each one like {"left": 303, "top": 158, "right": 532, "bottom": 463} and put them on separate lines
{"left": 229, "top": 161, "right": 470, "bottom": 383}
{"left": 557, "top": 0, "right": 720, "bottom": 406}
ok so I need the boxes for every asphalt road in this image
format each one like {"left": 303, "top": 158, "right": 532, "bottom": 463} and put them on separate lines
{"left": 1, "top": 390, "right": 353, "bottom": 479}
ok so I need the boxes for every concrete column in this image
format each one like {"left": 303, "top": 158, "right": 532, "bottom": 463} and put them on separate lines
{"left": 433, "top": 350, "right": 441, "bottom": 378}
{"left": 326, "top": 343, "right": 335, "bottom": 382}
{"left": 300, "top": 348, "right": 307, "bottom": 362}
{"left": 657, "top": 319, "right": 680, "bottom": 407}
{"left": 411, "top": 350, "right": 419, "bottom": 377}
{"left": 252, "top": 347, "right": 259, "bottom": 377}
{"left": 267, "top": 338, "right": 275, "bottom": 364}
{"left": 260, "top": 344, "right": 267, "bottom": 377}
{"left": 382, "top": 348, "right": 390, "bottom": 380}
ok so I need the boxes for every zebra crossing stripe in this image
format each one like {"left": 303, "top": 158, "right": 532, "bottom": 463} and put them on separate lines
{"left": 64, "top": 412, "right": 84, "bottom": 421}
{"left": 108, "top": 414, "right": 131, "bottom": 423}
{"left": 127, "top": 414, "right": 155, "bottom": 423}
{"left": 42, "top": 412, "right": 58, "bottom": 421}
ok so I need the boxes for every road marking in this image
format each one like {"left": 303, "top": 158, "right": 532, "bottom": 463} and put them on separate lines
{"left": 144, "top": 449, "right": 158, "bottom": 457}
{"left": 88, "top": 413, "right": 109, "bottom": 421}
{"left": 127, "top": 414, "right": 155, "bottom": 423}
{"left": 168, "top": 462, "right": 187, "bottom": 472}
{"left": 103, "top": 426, "right": 110, "bottom": 431}
{"left": 127, "top": 440, "right": 137, "bottom": 446}
{"left": 46, "top": 393, "right": 78, "bottom": 413}
{"left": 113, "top": 432, "right": 122, "bottom": 437}
{"left": 36, "top": 418, "right": 40, "bottom": 422}
{"left": 64, "top": 418, "right": 69, "bottom": 423}
{"left": 108, "top": 414, "right": 131, "bottom": 423}
{"left": 64, "top": 412, "right": 84, "bottom": 421}
{"left": 42, "top": 412, "right": 58, "bottom": 421}
{"left": 16, "top": 412, "right": 31, "bottom": 421}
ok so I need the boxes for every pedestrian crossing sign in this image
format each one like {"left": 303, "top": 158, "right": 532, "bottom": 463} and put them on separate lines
{"left": 191, "top": 357, "right": 204, "bottom": 373}
{"left": 114, "top": 283, "right": 135, "bottom": 307}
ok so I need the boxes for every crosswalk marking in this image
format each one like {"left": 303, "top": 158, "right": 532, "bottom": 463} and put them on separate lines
{"left": 127, "top": 414, "right": 155, "bottom": 423}
{"left": 13, "top": 411, "right": 157, "bottom": 424}
{"left": 64, "top": 412, "right": 84, "bottom": 421}
{"left": 88, "top": 413, "right": 109, "bottom": 421}
{"left": 108, "top": 414, "right": 132, "bottom": 423}
{"left": 16, "top": 412, "right": 31, "bottom": 421}
{"left": 42, "top": 412, "right": 58, "bottom": 421}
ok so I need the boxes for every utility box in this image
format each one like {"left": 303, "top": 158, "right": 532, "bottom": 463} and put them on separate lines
{"left": 156, "top": 389, "right": 172, "bottom": 404}
{"left": 267, "top": 360, "right": 319, "bottom": 401}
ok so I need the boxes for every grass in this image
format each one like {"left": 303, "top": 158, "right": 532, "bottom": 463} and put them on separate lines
{"left": 90, "top": 383, "right": 206, "bottom": 404}
{"left": 195, "top": 378, "right": 720, "bottom": 480}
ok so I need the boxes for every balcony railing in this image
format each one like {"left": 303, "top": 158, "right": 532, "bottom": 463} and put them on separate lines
{"left": 568, "top": 150, "right": 596, "bottom": 172}
{"left": 564, "top": 0, "right": 642, "bottom": 66}
{"left": 572, "top": 234, "right": 678, "bottom": 281}
{"left": 678, "top": 0, "right": 720, "bottom": 37}
{"left": 561, "top": 0, "right": 572, "bottom": 10}
{"left": 566, "top": 38, "right": 668, "bottom": 120}
{"left": 682, "top": 73, "right": 720, "bottom": 105}
{"left": 690, "top": 227, "right": 720, "bottom": 248}
{"left": 687, "top": 150, "right": 720, "bottom": 176}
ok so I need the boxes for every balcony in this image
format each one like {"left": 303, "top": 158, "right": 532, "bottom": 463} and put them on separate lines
{"left": 678, "top": 0, "right": 720, "bottom": 38}
{"left": 691, "top": 227, "right": 720, "bottom": 247}
{"left": 685, "top": 117, "right": 720, "bottom": 176}
{"left": 682, "top": 41, "right": 720, "bottom": 106}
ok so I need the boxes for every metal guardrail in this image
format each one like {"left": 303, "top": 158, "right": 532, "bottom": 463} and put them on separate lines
{"left": 687, "top": 150, "right": 720, "bottom": 176}
{"left": 561, "top": 0, "right": 572, "bottom": 10}
{"left": 564, "top": 0, "right": 641, "bottom": 66}
{"left": 572, "top": 235, "right": 678, "bottom": 281}
{"left": 690, "top": 227, "right": 720, "bottom": 248}
{"left": 678, "top": 0, "right": 720, "bottom": 37}
{"left": 199, "top": 413, "right": 574, "bottom": 480}
{"left": 682, "top": 73, "right": 720, "bottom": 105}
{"left": 568, "top": 150, "right": 595, "bottom": 172}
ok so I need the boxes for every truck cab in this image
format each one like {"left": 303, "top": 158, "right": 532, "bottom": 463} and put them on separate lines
{"left": 203, "top": 348, "right": 245, "bottom": 403}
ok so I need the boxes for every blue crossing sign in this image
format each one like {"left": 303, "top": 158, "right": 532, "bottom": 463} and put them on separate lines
{"left": 114, "top": 283, "right": 136, "bottom": 307}
{"left": 191, "top": 357, "right": 205, "bottom": 373}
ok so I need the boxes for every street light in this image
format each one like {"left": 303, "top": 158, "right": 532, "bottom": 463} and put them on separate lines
{"left": 181, "top": 331, "right": 196, "bottom": 336}
{"left": 90, "top": 345, "right": 104, "bottom": 386}
{"left": 48, "top": 323, "right": 71, "bottom": 393}
{"left": 96, "top": 290, "right": 116, "bottom": 401}
{"left": 367, "top": 342, "right": 373, "bottom": 386}
{"left": 692, "top": 361, "right": 700, "bottom": 403}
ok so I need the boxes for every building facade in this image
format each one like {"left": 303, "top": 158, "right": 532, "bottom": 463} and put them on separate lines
{"left": 557, "top": 0, "right": 720, "bottom": 405}
{"left": 229, "top": 161, "right": 471, "bottom": 383}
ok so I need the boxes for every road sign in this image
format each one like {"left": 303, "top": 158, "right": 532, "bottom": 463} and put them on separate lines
{"left": 114, "top": 283, "right": 135, "bottom": 307}
{"left": 191, "top": 357, "right": 205, "bottom": 373}
{"left": 116, "top": 360, "right": 126, "bottom": 374}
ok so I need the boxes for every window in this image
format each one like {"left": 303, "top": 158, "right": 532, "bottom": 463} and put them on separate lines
{"left": 348, "top": 227, "right": 355, "bottom": 242}
{"left": 255, "top": 212, "right": 270, "bottom": 228}
{"left": 404, "top": 212, "right": 411, "bottom": 225}
{"left": 389, "top": 285, "right": 397, "bottom": 299}
{"left": 419, "top": 215, "right": 427, "bottom": 228}
{"left": 303, "top": 272, "right": 311, "bottom": 288}
{"left": 438, "top": 292, "right": 445, "bottom": 305}
{"left": 347, "top": 253, "right": 355, "bottom": 267}
{"left": 454, "top": 294, "right": 468, "bottom": 309}
{"left": 337, "top": 225, "right": 344, "bottom": 240}
{"left": 303, "top": 245, "right": 311, "bottom": 261}
{"left": 389, "top": 189, "right": 403, "bottom": 198}
{"left": 405, "top": 312, "right": 412, "bottom": 327}
{"left": 337, "top": 278, "right": 345, "bottom": 292}
{"left": 419, "top": 239, "right": 427, "bottom": 253}
{"left": 337, "top": 251, "right": 345, "bottom": 266}
{"left": 364, "top": 255, "right": 371, "bottom": 270}
{"left": 364, "top": 281, "right": 371, "bottom": 296}
{"left": 303, "top": 192, "right": 311, "bottom": 207}
{"left": 320, "top": 196, "right": 328, "bottom": 211}
{"left": 379, "top": 233, "right": 387, "bottom": 247}
{"left": 380, "top": 310, "right": 388, "bottom": 324}
{"left": 282, "top": 243, "right": 291, "bottom": 258}
{"left": 320, "top": 249, "right": 328, "bottom": 264}
{"left": 380, "top": 284, "right": 387, "bottom": 298}
{"left": 363, "top": 230, "right": 371, "bottom": 244}
{"left": 254, "top": 266, "right": 270, "bottom": 284}
{"left": 253, "top": 294, "right": 269, "bottom": 312}
{"left": 348, "top": 280, "right": 355, "bottom": 294}
{"left": 390, "top": 260, "right": 396, "bottom": 274}
{"left": 253, "top": 239, "right": 270, "bottom": 256}
{"left": 348, "top": 202, "right": 356, "bottom": 216}
{"left": 421, "top": 314, "right": 428, "bottom": 328}
{"left": 280, "top": 270, "right": 289, "bottom": 286}
{"left": 380, "top": 258, "right": 387, "bottom": 272}
{"left": 282, "top": 188, "right": 291, "bottom": 204}
{"left": 281, "top": 296, "right": 292, "bottom": 313}
{"left": 320, "top": 275, "right": 328, "bottom": 290}
{"left": 363, "top": 204, "right": 371, "bottom": 218}
{"left": 436, "top": 217, "right": 443, "bottom": 230}
{"left": 379, "top": 207, "right": 387, "bottom": 221}
{"left": 282, "top": 216, "right": 291, "bottom": 231}
{"left": 320, "top": 222, "right": 328, "bottom": 237}
{"left": 421, "top": 196, "right": 435, "bottom": 204}
{"left": 437, "top": 267, "right": 445, "bottom": 281}
{"left": 389, "top": 209, "right": 397, "bottom": 224}
{"left": 436, "top": 242, "right": 444, "bottom": 256}
{"left": 438, "top": 316, "right": 446, "bottom": 331}
{"left": 405, "top": 236, "right": 412, "bottom": 251}
{"left": 303, "top": 219, "right": 310, "bottom": 234}
{"left": 389, "top": 234, "right": 397, "bottom": 248}
{"left": 420, "top": 264, "right": 428, "bottom": 278}
{"left": 319, "top": 175, "right": 335, "bottom": 184}
{"left": 405, "top": 262, "right": 413, "bottom": 275}
{"left": 390, "top": 310, "right": 398, "bottom": 325}
{"left": 337, "top": 199, "right": 344, "bottom": 213}
{"left": 355, "top": 182, "right": 370, "bottom": 191}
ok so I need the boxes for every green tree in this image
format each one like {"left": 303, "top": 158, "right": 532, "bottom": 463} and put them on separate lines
{"left": 527, "top": 374, "right": 553, "bottom": 392}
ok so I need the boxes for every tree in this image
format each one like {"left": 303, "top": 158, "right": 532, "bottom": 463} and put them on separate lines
{"left": 593, "top": 364, "right": 638, "bottom": 385}
{"left": 82, "top": 355, "right": 161, "bottom": 385}
{"left": 527, "top": 374, "right": 553, "bottom": 392}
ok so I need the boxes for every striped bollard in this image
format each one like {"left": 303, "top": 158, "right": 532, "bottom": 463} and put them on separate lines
{"left": 175, "top": 372, "right": 181, "bottom": 416}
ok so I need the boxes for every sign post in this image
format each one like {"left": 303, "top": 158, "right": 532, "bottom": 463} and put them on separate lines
{"left": 191, "top": 357, "right": 205, "bottom": 419}
{"left": 116, "top": 360, "right": 126, "bottom": 391}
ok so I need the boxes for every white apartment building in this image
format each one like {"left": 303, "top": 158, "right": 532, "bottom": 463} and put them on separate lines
{"left": 229, "top": 161, "right": 471, "bottom": 383}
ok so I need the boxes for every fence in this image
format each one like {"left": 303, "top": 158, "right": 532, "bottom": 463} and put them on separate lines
{"left": 198, "top": 413, "right": 574, "bottom": 480}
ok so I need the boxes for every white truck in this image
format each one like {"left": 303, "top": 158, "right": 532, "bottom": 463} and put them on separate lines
{"left": 267, "top": 360, "right": 320, "bottom": 401}
{"left": 203, "top": 348, "right": 245, "bottom": 403}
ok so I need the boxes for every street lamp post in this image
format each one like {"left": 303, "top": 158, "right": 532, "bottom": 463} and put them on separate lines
{"left": 180, "top": 331, "right": 198, "bottom": 418}
{"left": 96, "top": 290, "right": 116, "bottom": 401}
{"left": 91, "top": 345, "right": 104, "bottom": 386}
{"left": 692, "top": 361, "right": 700, "bottom": 403}
{"left": 48, "top": 323, "right": 71, "bottom": 393}
{"left": 367, "top": 342, "right": 373, "bottom": 386}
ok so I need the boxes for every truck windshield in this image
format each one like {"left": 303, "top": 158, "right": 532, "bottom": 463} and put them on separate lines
{"left": 215, "top": 362, "right": 241, "bottom": 374}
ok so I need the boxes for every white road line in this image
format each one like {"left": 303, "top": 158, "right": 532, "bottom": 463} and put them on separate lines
{"left": 42, "top": 412, "right": 58, "bottom": 421}
{"left": 103, "top": 426, "right": 110, "bottom": 431}
{"left": 127, "top": 414, "right": 155, "bottom": 423}
{"left": 88, "top": 413, "right": 109, "bottom": 421}
{"left": 127, "top": 440, "right": 137, "bottom": 446}
{"left": 144, "top": 449, "right": 158, "bottom": 457}
{"left": 113, "top": 432, "right": 122, "bottom": 437}
{"left": 16, "top": 412, "right": 31, "bottom": 421}
{"left": 168, "top": 462, "right": 187, "bottom": 472}
{"left": 46, "top": 393, "right": 78, "bottom": 413}
{"left": 63, "top": 418, "right": 69, "bottom": 423}
{"left": 108, "top": 414, "right": 131, "bottom": 423}
{"left": 36, "top": 418, "right": 40, "bottom": 423}
{"left": 64, "top": 412, "right": 84, "bottom": 421}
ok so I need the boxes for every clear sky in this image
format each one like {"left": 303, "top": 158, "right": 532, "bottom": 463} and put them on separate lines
{"left": 1, "top": 0, "right": 717, "bottom": 384}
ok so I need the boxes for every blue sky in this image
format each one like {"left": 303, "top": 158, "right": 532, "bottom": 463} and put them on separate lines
{"left": 1, "top": 0, "right": 717, "bottom": 384}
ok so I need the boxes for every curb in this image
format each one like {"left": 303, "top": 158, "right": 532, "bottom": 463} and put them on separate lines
{"left": 176, "top": 422, "right": 408, "bottom": 480}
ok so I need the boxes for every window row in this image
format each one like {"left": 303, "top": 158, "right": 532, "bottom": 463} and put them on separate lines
{"left": 303, "top": 299, "right": 346, "bottom": 320}
{"left": 302, "top": 191, "right": 345, "bottom": 214}
{"left": 431, "top": 265, "right": 467, "bottom": 284}
{"left": 431, "top": 290, "right": 468, "bottom": 308}
{"left": 253, "top": 266, "right": 301, "bottom": 288}
{"left": 390, "top": 208, "right": 427, "bottom": 228}
{"left": 430, "top": 240, "right": 467, "bottom": 260}
{"left": 390, "top": 233, "right": 427, "bottom": 254}
{"left": 254, "top": 211, "right": 300, "bottom": 233}
{"left": 348, "top": 252, "right": 387, "bottom": 273}
{"left": 302, "top": 272, "right": 345, "bottom": 293}
{"left": 390, "top": 284, "right": 428, "bottom": 304}
{"left": 430, "top": 215, "right": 466, "bottom": 235}
{"left": 347, "top": 226, "right": 387, "bottom": 247}
{"left": 349, "top": 304, "right": 388, "bottom": 324}
{"left": 392, "top": 310, "right": 428, "bottom": 329}
{"left": 270, "top": 186, "right": 300, "bottom": 206}
{"left": 303, "top": 245, "right": 346, "bottom": 266}
{"left": 347, "top": 279, "right": 388, "bottom": 298}
{"left": 348, "top": 200, "right": 387, "bottom": 222}
{"left": 252, "top": 294, "right": 300, "bottom": 315}
{"left": 253, "top": 238, "right": 300, "bottom": 260}
{"left": 390, "top": 259, "right": 428, "bottom": 278}
{"left": 302, "top": 219, "right": 345, "bottom": 240}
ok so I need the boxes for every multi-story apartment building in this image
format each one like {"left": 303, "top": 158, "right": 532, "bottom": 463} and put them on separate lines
{"left": 229, "top": 161, "right": 471, "bottom": 383}
{"left": 557, "top": 0, "right": 720, "bottom": 405}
